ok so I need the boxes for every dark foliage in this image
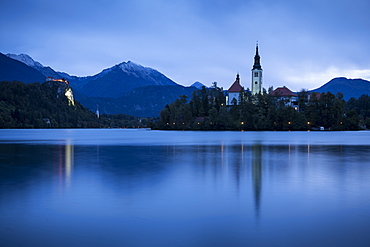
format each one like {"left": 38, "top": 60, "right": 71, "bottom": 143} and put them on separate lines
{"left": 345, "top": 95, "right": 370, "bottom": 129}
{"left": 157, "top": 86, "right": 368, "bottom": 131}
{"left": 0, "top": 81, "right": 149, "bottom": 129}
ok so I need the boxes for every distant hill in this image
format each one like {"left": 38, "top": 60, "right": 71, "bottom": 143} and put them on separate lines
{"left": 0, "top": 53, "right": 45, "bottom": 83}
{"left": 312, "top": 77, "right": 370, "bottom": 101}
{"left": 190, "top": 81, "right": 207, "bottom": 89}
{"left": 77, "top": 85, "right": 196, "bottom": 117}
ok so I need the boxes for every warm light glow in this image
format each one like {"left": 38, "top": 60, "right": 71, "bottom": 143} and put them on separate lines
{"left": 288, "top": 122, "right": 291, "bottom": 125}
{"left": 307, "top": 122, "right": 310, "bottom": 124}
{"left": 241, "top": 122, "right": 244, "bottom": 125}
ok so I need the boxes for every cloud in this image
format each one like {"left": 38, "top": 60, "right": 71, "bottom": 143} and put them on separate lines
{"left": 284, "top": 67, "right": 370, "bottom": 91}
{"left": 1, "top": 0, "right": 369, "bottom": 90}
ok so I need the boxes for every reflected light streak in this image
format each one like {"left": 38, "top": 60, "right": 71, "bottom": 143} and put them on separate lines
{"left": 241, "top": 142, "right": 244, "bottom": 165}
{"left": 307, "top": 144, "right": 310, "bottom": 165}
{"left": 221, "top": 142, "right": 224, "bottom": 169}
{"left": 65, "top": 141, "right": 74, "bottom": 188}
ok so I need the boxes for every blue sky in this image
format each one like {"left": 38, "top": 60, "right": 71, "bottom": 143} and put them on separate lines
{"left": 1, "top": 0, "right": 369, "bottom": 91}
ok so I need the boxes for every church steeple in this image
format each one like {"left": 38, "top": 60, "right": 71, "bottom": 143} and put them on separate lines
{"left": 251, "top": 43, "right": 263, "bottom": 96}
{"left": 253, "top": 44, "right": 262, "bottom": 70}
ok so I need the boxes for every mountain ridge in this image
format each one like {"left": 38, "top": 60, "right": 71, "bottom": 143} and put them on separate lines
{"left": 2, "top": 53, "right": 370, "bottom": 116}
{"left": 312, "top": 77, "right": 370, "bottom": 101}
{"left": 6, "top": 53, "right": 179, "bottom": 98}
{"left": 0, "top": 53, "right": 46, "bottom": 83}
{"left": 3, "top": 53, "right": 193, "bottom": 116}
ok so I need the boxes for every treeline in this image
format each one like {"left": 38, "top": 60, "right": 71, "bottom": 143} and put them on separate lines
{"left": 0, "top": 81, "right": 151, "bottom": 128}
{"left": 157, "top": 85, "right": 370, "bottom": 130}
{"left": 2, "top": 80, "right": 369, "bottom": 130}
{"left": 98, "top": 113, "right": 156, "bottom": 129}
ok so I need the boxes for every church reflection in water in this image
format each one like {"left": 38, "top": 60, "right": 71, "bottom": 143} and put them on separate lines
{"left": 219, "top": 143, "right": 263, "bottom": 219}
{"left": 251, "top": 144, "right": 262, "bottom": 219}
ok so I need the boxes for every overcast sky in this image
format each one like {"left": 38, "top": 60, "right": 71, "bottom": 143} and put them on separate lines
{"left": 1, "top": 0, "right": 369, "bottom": 91}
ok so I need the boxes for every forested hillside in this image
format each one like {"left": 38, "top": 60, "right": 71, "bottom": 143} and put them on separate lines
{"left": 0, "top": 81, "right": 98, "bottom": 128}
{"left": 0, "top": 81, "right": 150, "bottom": 128}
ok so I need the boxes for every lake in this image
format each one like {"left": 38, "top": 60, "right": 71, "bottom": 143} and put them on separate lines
{"left": 1, "top": 129, "right": 370, "bottom": 246}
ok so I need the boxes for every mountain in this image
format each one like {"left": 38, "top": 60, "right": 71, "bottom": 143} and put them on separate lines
{"left": 190, "top": 81, "right": 206, "bottom": 89}
{"left": 0, "top": 53, "right": 45, "bottom": 83}
{"left": 79, "top": 61, "right": 178, "bottom": 98}
{"left": 312, "top": 77, "right": 370, "bottom": 101}
{"left": 7, "top": 53, "right": 179, "bottom": 98}
{"left": 3, "top": 53, "right": 192, "bottom": 116}
{"left": 6, "top": 53, "right": 64, "bottom": 79}
{"left": 6, "top": 53, "right": 83, "bottom": 85}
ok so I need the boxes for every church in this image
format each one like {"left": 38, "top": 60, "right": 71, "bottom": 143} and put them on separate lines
{"left": 226, "top": 44, "right": 263, "bottom": 105}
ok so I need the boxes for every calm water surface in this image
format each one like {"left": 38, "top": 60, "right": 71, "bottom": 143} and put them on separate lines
{"left": 1, "top": 129, "right": 370, "bottom": 246}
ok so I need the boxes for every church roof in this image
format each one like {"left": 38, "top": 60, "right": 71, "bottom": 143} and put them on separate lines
{"left": 270, "top": 86, "right": 297, "bottom": 97}
{"left": 228, "top": 74, "right": 243, "bottom": 92}
{"left": 252, "top": 44, "right": 262, "bottom": 70}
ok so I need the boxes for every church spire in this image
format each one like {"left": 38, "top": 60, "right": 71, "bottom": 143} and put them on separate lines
{"left": 253, "top": 43, "right": 262, "bottom": 70}
{"left": 251, "top": 43, "right": 263, "bottom": 96}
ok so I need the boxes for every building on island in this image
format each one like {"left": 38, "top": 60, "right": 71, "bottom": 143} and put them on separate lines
{"left": 226, "top": 74, "right": 243, "bottom": 105}
{"left": 225, "top": 44, "right": 303, "bottom": 111}
{"left": 270, "top": 86, "right": 299, "bottom": 109}
{"left": 226, "top": 44, "right": 263, "bottom": 105}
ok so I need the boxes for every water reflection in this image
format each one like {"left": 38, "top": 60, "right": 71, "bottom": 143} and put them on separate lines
{"left": 58, "top": 141, "right": 74, "bottom": 189}
{"left": 1, "top": 135, "right": 370, "bottom": 247}
{"left": 252, "top": 144, "right": 262, "bottom": 219}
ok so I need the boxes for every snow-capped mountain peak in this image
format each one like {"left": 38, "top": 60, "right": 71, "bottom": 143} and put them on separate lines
{"left": 6, "top": 53, "right": 73, "bottom": 79}
{"left": 119, "top": 61, "right": 153, "bottom": 74}
{"left": 6, "top": 53, "right": 43, "bottom": 69}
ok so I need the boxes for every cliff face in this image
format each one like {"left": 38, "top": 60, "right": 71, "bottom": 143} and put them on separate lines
{"left": 45, "top": 79, "right": 75, "bottom": 106}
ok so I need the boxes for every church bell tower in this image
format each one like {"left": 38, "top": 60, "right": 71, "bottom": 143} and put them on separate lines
{"left": 251, "top": 44, "right": 263, "bottom": 95}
